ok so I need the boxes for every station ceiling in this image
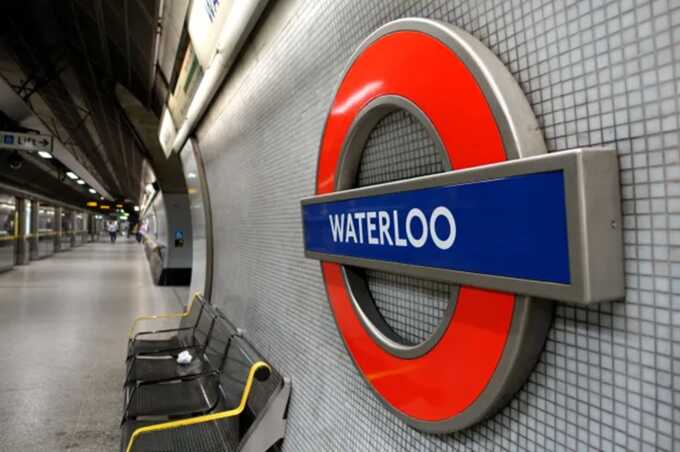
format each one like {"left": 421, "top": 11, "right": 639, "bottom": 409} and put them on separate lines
{"left": 0, "top": 0, "right": 163, "bottom": 204}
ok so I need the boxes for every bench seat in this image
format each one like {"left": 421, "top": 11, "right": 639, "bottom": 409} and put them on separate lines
{"left": 125, "top": 375, "right": 220, "bottom": 419}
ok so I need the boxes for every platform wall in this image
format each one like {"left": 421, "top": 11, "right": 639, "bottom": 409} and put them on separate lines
{"left": 195, "top": 1, "right": 680, "bottom": 450}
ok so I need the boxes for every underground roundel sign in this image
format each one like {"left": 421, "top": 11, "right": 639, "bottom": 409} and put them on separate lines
{"left": 301, "top": 19, "right": 623, "bottom": 432}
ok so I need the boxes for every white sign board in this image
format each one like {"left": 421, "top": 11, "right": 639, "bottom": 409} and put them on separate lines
{"left": 158, "top": 107, "right": 177, "bottom": 158}
{"left": 0, "top": 131, "right": 53, "bottom": 154}
{"left": 187, "top": 0, "right": 232, "bottom": 69}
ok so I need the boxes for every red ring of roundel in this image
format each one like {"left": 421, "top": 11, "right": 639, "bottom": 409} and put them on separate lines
{"left": 316, "top": 30, "right": 516, "bottom": 422}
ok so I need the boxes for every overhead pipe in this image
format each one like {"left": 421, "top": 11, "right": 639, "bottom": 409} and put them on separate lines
{"left": 170, "top": 0, "right": 269, "bottom": 154}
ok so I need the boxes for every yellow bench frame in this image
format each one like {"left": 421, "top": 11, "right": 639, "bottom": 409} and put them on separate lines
{"left": 127, "top": 291, "right": 203, "bottom": 339}
{"left": 125, "top": 360, "right": 271, "bottom": 452}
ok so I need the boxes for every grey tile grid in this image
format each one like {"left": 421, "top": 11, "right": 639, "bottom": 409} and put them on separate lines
{"left": 356, "top": 110, "right": 445, "bottom": 188}
{"left": 363, "top": 268, "right": 451, "bottom": 345}
{"left": 195, "top": 0, "right": 680, "bottom": 451}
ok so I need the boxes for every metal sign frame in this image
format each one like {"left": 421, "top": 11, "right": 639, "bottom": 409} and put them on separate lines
{"left": 303, "top": 147, "right": 623, "bottom": 304}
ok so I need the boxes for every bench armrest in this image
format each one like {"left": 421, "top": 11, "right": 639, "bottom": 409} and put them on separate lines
{"left": 125, "top": 361, "right": 271, "bottom": 452}
{"left": 127, "top": 292, "right": 201, "bottom": 339}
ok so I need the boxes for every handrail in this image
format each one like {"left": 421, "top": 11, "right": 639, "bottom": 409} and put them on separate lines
{"left": 125, "top": 361, "right": 271, "bottom": 452}
{"left": 127, "top": 291, "right": 202, "bottom": 339}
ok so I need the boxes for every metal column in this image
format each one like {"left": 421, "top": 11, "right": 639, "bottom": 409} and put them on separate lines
{"left": 55, "top": 207, "right": 63, "bottom": 251}
{"left": 15, "top": 198, "right": 30, "bottom": 265}
{"left": 29, "top": 200, "right": 39, "bottom": 260}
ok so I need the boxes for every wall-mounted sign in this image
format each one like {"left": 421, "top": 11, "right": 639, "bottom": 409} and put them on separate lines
{"left": 167, "top": 44, "right": 203, "bottom": 129}
{"left": 0, "top": 131, "right": 53, "bottom": 154}
{"left": 174, "top": 230, "right": 184, "bottom": 247}
{"left": 301, "top": 19, "right": 623, "bottom": 433}
{"left": 304, "top": 149, "right": 621, "bottom": 304}
{"left": 158, "top": 107, "right": 177, "bottom": 157}
{"left": 188, "top": 0, "right": 230, "bottom": 69}
{"left": 163, "top": 1, "right": 268, "bottom": 155}
{"left": 86, "top": 201, "right": 98, "bottom": 208}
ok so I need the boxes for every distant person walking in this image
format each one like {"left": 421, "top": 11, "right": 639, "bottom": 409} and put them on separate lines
{"left": 137, "top": 221, "right": 148, "bottom": 244}
{"left": 132, "top": 222, "right": 142, "bottom": 243}
{"left": 107, "top": 220, "right": 118, "bottom": 243}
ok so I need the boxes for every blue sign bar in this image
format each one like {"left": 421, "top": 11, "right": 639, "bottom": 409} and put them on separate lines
{"left": 303, "top": 171, "right": 571, "bottom": 284}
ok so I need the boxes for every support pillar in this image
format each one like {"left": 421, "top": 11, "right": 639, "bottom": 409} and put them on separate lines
{"left": 68, "top": 210, "right": 76, "bottom": 247}
{"left": 15, "top": 198, "right": 30, "bottom": 265}
{"left": 29, "top": 200, "right": 39, "bottom": 260}
{"left": 55, "top": 207, "right": 63, "bottom": 251}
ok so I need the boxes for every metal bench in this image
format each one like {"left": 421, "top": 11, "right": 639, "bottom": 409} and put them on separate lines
{"left": 127, "top": 292, "right": 207, "bottom": 358}
{"left": 125, "top": 300, "right": 219, "bottom": 386}
{"left": 123, "top": 303, "right": 230, "bottom": 419}
{"left": 121, "top": 317, "right": 291, "bottom": 452}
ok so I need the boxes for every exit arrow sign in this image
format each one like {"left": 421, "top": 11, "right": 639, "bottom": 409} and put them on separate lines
{"left": 0, "top": 131, "right": 53, "bottom": 154}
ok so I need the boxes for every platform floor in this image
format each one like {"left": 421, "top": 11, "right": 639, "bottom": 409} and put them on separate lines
{"left": 0, "top": 240, "right": 188, "bottom": 451}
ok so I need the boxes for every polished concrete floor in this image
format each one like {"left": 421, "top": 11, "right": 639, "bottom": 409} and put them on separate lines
{"left": 0, "top": 239, "right": 189, "bottom": 451}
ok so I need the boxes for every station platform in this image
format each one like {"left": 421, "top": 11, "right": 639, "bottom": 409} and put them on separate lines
{"left": 0, "top": 241, "right": 188, "bottom": 451}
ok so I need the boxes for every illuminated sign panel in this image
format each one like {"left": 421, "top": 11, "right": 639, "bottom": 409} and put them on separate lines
{"left": 188, "top": 0, "right": 229, "bottom": 68}
{"left": 304, "top": 171, "right": 570, "bottom": 284}
{"left": 0, "top": 131, "right": 53, "bottom": 153}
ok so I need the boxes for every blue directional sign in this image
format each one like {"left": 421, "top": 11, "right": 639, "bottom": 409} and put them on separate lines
{"left": 302, "top": 149, "right": 624, "bottom": 304}
{"left": 303, "top": 171, "right": 570, "bottom": 284}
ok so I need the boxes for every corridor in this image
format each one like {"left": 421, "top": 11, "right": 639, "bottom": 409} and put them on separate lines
{"left": 0, "top": 241, "right": 188, "bottom": 451}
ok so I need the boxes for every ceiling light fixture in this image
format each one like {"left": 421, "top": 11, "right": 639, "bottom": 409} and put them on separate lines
{"left": 66, "top": 172, "right": 78, "bottom": 180}
{"left": 88, "top": 188, "right": 96, "bottom": 194}
{"left": 76, "top": 179, "right": 85, "bottom": 185}
{"left": 38, "top": 151, "right": 53, "bottom": 159}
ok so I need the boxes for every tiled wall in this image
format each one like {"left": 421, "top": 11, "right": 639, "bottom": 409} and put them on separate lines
{"left": 195, "top": 1, "right": 680, "bottom": 450}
